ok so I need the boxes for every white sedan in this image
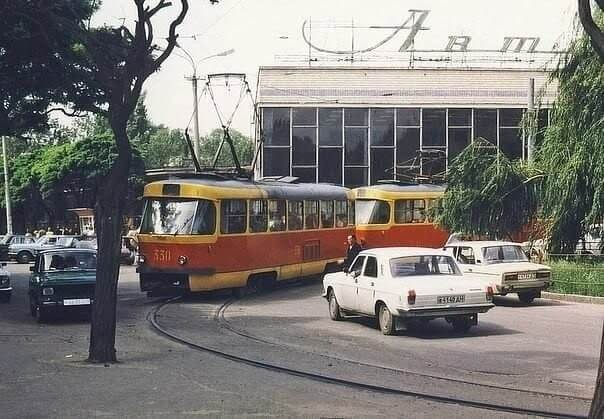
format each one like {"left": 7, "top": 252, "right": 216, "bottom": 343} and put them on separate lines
{"left": 444, "top": 241, "right": 552, "bottom": 304}
{"left": 322, "top": 247, "right": 495, "bottom": 335}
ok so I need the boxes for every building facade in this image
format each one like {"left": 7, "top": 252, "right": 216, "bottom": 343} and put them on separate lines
{"left": 256, "top": 66, "right": 556, "bottom": 187}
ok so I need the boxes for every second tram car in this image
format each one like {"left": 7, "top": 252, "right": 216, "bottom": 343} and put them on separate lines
{"left": 353, "top": 183, "right": 449, "bottom": 249}
{"left": 137, "top": 174, "right": 354, "bottom": 295}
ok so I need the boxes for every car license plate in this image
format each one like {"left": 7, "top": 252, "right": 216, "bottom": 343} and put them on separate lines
{"left": 63, "top": 298, "right": 91, "bottom": 306}
{"left": 437, "top": 295, "right": 465, "bottom": 304}
{"left": 517, "top": 272, "right": 536, "bottom": 280}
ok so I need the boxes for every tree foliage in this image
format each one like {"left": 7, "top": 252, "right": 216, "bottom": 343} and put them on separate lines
{"left": 0, "top": 1, "right": 97, "bottom": 137}
{"left": 199, "top": 128, "right": 254, "bottom": 167}
{"left": 436, "top": 140, "right": 541, "bottom": 240}
{"left": 538, "top": 15, "right": 604, "bottom": 253}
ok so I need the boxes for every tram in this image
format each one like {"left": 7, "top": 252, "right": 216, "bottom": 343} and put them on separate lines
{"left": 352, "top": 183, "right": 449, "bottom": 249}
{"left": 137, "top": 173, "right": 354, "bottom": 295}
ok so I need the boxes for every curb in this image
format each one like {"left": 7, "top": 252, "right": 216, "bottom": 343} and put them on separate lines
{"left": 542, "top": 291, "right": 604, "bottom": 305}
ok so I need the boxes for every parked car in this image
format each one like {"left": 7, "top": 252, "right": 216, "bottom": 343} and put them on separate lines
{"left": 28, "top": 249, "right": 96, "bottom": 322}
{"left": 0, "top": 262, "right": 11, "bottom": 302}
{"left": 322, "top": 247, "right": 495, "bottom": 335}
{"left": 444, "top": 241, "right": 552, "bottom": 304}
{"left": 74, "top": 237, "right": 136, "bottom": 265}
{"left": 10, "top": 235, "right": 79, "bottom": 264}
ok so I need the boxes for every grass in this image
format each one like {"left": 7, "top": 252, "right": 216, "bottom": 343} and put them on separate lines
{"left": 547, "top": 258, "right": 604, "bottom": 297}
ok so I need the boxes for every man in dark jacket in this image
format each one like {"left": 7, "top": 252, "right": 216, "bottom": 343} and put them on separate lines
{"left": 343, "top": 235, "right": 362, "bottom": 271}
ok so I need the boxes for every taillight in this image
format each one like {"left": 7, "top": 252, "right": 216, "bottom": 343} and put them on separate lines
{"left": 486, "top": 286, "right": 494, "bottom": 301}
{"left": 407, "top": 289, "right": 416, "bottom": 305}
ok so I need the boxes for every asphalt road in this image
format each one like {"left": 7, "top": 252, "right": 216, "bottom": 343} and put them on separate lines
{"left": 1, "top": 263, "right": 601, "bottom": 418}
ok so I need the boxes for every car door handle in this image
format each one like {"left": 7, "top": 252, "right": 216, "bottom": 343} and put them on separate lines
{"left": 371, "top": 282, "right": 374, "bottom": 287}
{"left": 468, "top": 268, "right": 473, "bottom": 272}
{"left": 354, "top": 278, "right": 358, "bottom": 284}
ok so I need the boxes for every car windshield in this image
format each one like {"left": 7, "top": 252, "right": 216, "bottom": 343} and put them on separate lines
{"left": 482, "top": 245, "right": 528, "bottom": 264}
{"left": 140, "top": 198, "right": 216, "bottom": 235}
{"left": 42, "top": 252, "right": 97, "bottom": 271}
{"left": 390, "top": 255, "right": 461, "bottom": 277}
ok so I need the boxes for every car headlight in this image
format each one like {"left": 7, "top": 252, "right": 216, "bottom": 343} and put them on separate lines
{"left": 42, "top": 287, "right": 54, "bottom": 296}
{"left": 0, "top": 276, "right": 8, "bottom": 286}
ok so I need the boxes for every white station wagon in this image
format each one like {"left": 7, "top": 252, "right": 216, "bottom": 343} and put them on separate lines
{"left": 322, "top": 247, "right": 495, "bottom": 335}
{"left": 444, "top": 241, "right": 552, "bottom": 304}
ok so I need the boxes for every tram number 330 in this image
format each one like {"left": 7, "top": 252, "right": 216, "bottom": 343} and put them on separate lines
{"left": 153, "top": 248, "right": 172, "bottom": 263}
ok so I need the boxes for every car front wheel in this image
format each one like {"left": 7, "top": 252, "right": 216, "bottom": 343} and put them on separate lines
{"left": 328, "top": 290, "right": 343, "bottom": 321}
{"left": 378, "top": 304, "right": 396, "bottom": 335}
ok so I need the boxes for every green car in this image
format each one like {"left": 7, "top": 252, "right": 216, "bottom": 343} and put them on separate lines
{"left": 28, "top": 249, "right": 97, "bottom": 322}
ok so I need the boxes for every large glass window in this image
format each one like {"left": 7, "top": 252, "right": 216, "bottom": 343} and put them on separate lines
{"left": 268, "top": 200, "right": 286, "bottom": 232}
{"left": 292, "top": 167, "right": 316, "bottom": 183}
{"left": 474, "top": 109, "right": 497, "bottom": 145}
{"left": 320, "top": 201, "right": 334, "bottom": 228}
{"left": 220, "top": 199, "right": 247, "bottom": 234}
{"left": 345, "top": 108, "right": 368, "bottom": 126}
{"left": 344, "top": 167, "right": 368, "bottom": 188}
{"left": 292, "top": 127, "right": 316, "bottom": 165}
{"left": 422, "top": 109, "right": 446, "bottom": 147}
{"left": 293, "top": 107, "right": 316, "bottom": 125}
{"left": 370, "top": 108, "right": 394, "bottom": 146}
{"left": 249, "top": 199, "right": 267, "bottom": 233}
{"left": 356, "top": 200, "right": 390, "bottom": 224}
{"left": 397, "top": 108, "right": 420, "bottom": 126}
{"left": 263, "top": 108, "right": 290, "bottom": 146}
{"left": 287, "top": 201, "right": 304, "bottom": 231}
{"left": 319, "top": 108, "right": 343, "bottom": 146}
{"left": 344, "top": 128, "right": 368, "bottom": 165}
{"left": 394, "top": 199, "right": 426, "bottom": 223}
{"left": 396, "top": 128, "right": 420, "bottom": 167}
{"left": 318, "top": 148, "right": 342, "bottom": 184}
{"left": 448, "top": 108, "right": 472, "bottom": 162}
{"left": 141, "top": 198, "right": 216, "bottom": 235}
{"left": 304, "top": 200, "right": 319, "bottom": 229}
{"left": 371, "top": 148, "right": 394, "bottom": 184}
{"left": 499, "top": 108, "right": 523, "bottom": 159}
{"left": 263, "top": 148, "right": 290, "bottom": 177}
{"left": 335, "top": 201, "right": 348, "bottom": 228}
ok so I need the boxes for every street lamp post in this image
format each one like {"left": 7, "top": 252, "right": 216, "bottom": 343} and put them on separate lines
{"left": 177, "top": 46, "right": 235, "bottom": 162}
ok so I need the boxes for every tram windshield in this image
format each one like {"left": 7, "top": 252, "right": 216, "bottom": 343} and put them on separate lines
{"left": 355, "top": 200, "right": 391, "bottom": 224}
{"left": 140, "top": 198, "right": 216, "bottom": 235}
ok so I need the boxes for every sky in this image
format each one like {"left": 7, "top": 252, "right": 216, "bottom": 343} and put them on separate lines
{"left": 92, "top": 0, "right": 578, "bottom": 138}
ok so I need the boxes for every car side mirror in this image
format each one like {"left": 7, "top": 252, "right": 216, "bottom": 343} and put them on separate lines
{"left": 351, "top": 270, "right": 361, "bottom": 278}
{"left": 29, "top": 266, "right": 35, "bottom": 272}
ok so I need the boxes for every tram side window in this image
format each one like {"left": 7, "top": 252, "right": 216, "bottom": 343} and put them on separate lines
{"left": 304, "top": 200, "right": 319, "bottom": 229}
{"left": 320, "top": 201, "right": 334, "bottom": 228}
{"left": 348, "top": 200, "right": 355, "bottom": 226}
{"left": 335, "top": 201, "right": 348, "bottom": 228}
{"left": 220, "top": 199, "right": 247, "bottom": 234}
{"left": 355, "top": 200, "right": 390, "bottom": 224}
{"left": 268, "top": 200, "right": 286, "bottom": 232}
{"left": 288, "top": 201, "right": 304, "bottom": 231}
{"left": 249, "top": 199, "right": 268, "bottom": 232}
{"left": 394, "top": 199, "right": 426, "bottom": 224}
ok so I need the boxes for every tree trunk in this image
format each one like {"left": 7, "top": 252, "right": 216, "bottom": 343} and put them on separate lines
{"left": 590, "top": 322, "right": 604, "bottom": 418}
{"left": 88, "top": 123, "right": 131, "bottom": 363}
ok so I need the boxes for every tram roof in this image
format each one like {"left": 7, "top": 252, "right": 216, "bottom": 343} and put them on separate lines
{"left": 353, "top": 183, "right": 446, "bottom": 200}
{"left": 143, "top": 177, "right": 353, "bottom": 201}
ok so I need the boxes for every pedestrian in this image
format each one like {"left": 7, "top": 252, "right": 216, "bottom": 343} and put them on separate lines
{"left": 343, "top": 234, "right": 362, "bottom": 271}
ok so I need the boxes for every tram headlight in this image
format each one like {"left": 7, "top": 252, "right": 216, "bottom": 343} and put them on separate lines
{"left": 178, "top": 255, "right": 188, "bottom": 266}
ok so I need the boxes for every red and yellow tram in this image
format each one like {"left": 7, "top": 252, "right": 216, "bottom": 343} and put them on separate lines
{"left": 352, "top": 183, "right": 449, "bottom": 249}
{"left": 137, "top": 174, "right": 354, "bottom": 294}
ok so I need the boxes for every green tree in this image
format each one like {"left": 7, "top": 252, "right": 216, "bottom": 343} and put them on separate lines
{"left": 199, "top": 128, "right": 254, "bottom": 167}
{"left": 0, "top": 1, "right": 98, "bottom": 138}
{"left": 436, "top": 140, "right": 541, "bottom": 240}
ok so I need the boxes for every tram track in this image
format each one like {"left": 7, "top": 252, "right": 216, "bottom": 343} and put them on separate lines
{"left": 150, "top": 295, "right": 590, "bottom": 418}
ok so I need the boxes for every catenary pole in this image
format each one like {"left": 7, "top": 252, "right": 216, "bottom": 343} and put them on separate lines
{"left": 2, "top": 137, "right": 13, "bottom": 235}
{"left": 527, "top": 78, "right": 535, "bottom": 162}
